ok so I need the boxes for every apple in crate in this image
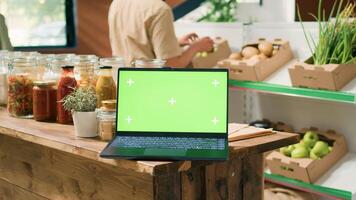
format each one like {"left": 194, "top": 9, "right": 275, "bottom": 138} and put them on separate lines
{"left": 303, "top": 130, "right": 319, "bottom": 148}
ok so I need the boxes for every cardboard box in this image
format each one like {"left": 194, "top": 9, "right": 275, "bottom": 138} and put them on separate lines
{"left": 218, "top": 39, "right": 294, "bottom": 81}
{"left": 192, "top": 37, "right": 231, "bottom": 68}
{"left": 289, "top": 58, "right": 356, "bottom": 91}
{"left": 266, "top": 128, "right": 348, "bottom": 183}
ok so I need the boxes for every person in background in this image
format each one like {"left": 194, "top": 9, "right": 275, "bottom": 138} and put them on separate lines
{"left": 108, "top": 0, "right": 214, "bottom": 68}
{"left": 0, "top": 14, "right": 13, "bottom": 50}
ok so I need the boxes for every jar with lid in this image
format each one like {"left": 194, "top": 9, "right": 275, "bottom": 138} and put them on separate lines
{"left": 99, "top": 57, "right": 124, "bottom": 85}
{"left": 97, "top": 100, "right": 117, "bottom": 141}
{"left": 134, "top": 59, "right": 166, "bottom": 68}
{"left": 49, "top": 54, "right": 75, "bottom": 83}
{"left": 73, "top": 55, "right": 98, "bottom": 88}
{"left": 0, "top": 50, "right": 9, "bottom": 105}
{"left": 57, "top": 66, "right": 77, "bottom": 124}
{"left": 96, "top": 66, "right": 117, "bottom": 108}
{"left": 33, "top": 81, "right": 57, "bottom": 122}
{"left": 7, "top": 56, "right": 38, "bottom": 118}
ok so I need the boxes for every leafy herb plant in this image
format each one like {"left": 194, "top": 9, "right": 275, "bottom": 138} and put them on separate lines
{"left": 61, "top": 87, "right": 97, "bottom": 112}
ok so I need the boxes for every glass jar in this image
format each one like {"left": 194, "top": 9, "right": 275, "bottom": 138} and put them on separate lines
{"left": 96, "top": 66, "right": 117, "bottom": 108}
{"left": 0, "top": 50, "right": 9, "bottom": 105}
{"left": 7, "top": 56, "right": 38, "bottom": 118}
{"left": 73, "top": 55, "right": 98, "bottom": 88}
{"left": 33, "top": 81, "right": 57, "bottom": 122}
{"left": 99, "top": 57, "right": 124, "bottom": 85}
{"left": 97, "top": 100, "right": 116, "bottom": 141}
{"left": 134, "top": 59, "right": 166, "bottom": 68}
{"left": 37, "top": 54, "right": 55, "bottom": 82}
{"left": 57, "top": 66, "right": 77, "bottom": 124}
{"left": 49, "top": 54, "right": 75, "bottom": 83}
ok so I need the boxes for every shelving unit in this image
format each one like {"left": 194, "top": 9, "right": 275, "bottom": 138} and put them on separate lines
{"left": 174, "top": 21, "right": 356, "bottom": 200}
{"left": 228, "top": 61, "right": 356, "bottom": 199}
{"left": 229, "top": 59, "right": 356, "bottom": 104}
{"left": 265, "top": 153, "right": 356, "bottom": 200}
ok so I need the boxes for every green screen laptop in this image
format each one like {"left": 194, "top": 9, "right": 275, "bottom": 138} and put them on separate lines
{"left": 100, "top": 68, "right": 228, "bottom": 160}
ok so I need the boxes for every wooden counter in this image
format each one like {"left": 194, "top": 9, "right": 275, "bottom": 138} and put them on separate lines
{"left": 0, "top": 108, "right": 298, "bottom": 200}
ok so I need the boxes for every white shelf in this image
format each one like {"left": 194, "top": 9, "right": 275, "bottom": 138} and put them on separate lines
{"left": 316, "top": 153, "right": 356, "bottom": 199}
{"left": 266, "top": 153, "right": 356, "bottom": 199}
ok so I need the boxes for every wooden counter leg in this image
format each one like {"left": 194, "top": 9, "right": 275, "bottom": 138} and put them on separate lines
{"left": 204, "top": 158, "right": 243, "bottom": 200}
{"left": 153, "top": 173, "right": 181, "bottom": 200}
{"left": 241, "top": 153, "right": 264, "bottom": 200}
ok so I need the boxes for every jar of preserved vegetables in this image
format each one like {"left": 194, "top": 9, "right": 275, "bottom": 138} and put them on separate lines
{"left": 97, "top": 100, "right": 116, "bottom": 141}
{"left": 99, "top": 57, "right": 124, "bottom": 85}
{"left": 73, "top": 55, "right": 98, "bottom": 88}
{"left": 96, "top": 66, "right": 116, "bottom": 108}
{"left": 57, "top": 66, "right": 77, "bottom": 124}
{"left": 134, "top": 59, "right": 166, "bottom": 68}
{"left": 33, "top": 81, "right": 57, "bottom": 122}
{"left": 7, "top": 56, "right": 38, "bottom": 118}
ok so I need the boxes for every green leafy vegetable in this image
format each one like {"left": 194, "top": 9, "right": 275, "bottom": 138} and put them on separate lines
{"left": 298, "top": 0, "right": 355, "bottom": 65}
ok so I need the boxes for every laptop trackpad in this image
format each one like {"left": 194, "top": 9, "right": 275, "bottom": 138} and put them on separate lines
{"left": 144, "top": 149, "right": 187, "bottom": 157}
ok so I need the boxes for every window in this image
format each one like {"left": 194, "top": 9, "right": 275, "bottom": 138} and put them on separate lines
{"left": 0, "top": 0, "right": 76, "bottom": 48}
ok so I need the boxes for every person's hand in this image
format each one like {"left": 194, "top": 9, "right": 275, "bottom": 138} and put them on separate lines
{"left": 179, "top": 33, "right": 199, "bottom": 46}
{"left": 191, "top": 37, "right": 214, "bottom": 52}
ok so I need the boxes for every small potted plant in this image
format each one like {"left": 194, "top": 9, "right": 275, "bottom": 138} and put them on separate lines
{"left": 61, "top": 87, "right": 98, "bottom": 137}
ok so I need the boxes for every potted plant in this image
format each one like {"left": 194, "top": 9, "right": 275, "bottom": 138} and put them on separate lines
{"left": 61, "top": 87, "right": 98, "bottom": 137}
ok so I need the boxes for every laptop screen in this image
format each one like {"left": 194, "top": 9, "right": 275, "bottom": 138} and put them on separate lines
{"left": 117, "top": 69, "right": 228, "bottom": 134}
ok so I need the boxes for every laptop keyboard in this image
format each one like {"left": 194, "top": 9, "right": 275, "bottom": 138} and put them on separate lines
{"left": 113, "top": 136, "right": 226, "bottom": 150}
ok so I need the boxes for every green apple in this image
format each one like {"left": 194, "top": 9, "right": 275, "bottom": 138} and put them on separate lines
{"left": 287, "top": 145, "right": 295, "bottom": 152}
{"left": 311, "top": 141, "right": 330, "bottom": 157}
{"left": 329, "top": 146, "right": 333, "bottom": 152}
{"left": 303, "top": 131, "right": 319, "bottom": 148}
{"left": 294, "top": 141, "right": 308, "bottom": 149}
{"left": 280, "top": 147, "right": 292, "bottom": 157}
{"left": 310, "top": 151, "right": 321, "bottom": 160}
{"left": 291, "top": 147, "right": 309, "bottom": 158}
{"left": 201, "top": 51, "right": 208, "bottom": 57}
{"left": 196, "top": 52, "right": 202, "bottom": 57}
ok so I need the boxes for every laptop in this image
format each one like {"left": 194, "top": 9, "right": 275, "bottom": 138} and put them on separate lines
{"left": 100, "top": 68, "right": 229, "bottom": 160}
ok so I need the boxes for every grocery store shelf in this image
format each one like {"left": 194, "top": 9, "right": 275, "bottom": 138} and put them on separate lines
{"left": 265, "top": 153, "right": 356, "bottom": 200}
{"left": 229, "top": 59, "right": 356, "bottom": 104}
{"left": 229, "top": 80, "right": 356, "bottom": 104}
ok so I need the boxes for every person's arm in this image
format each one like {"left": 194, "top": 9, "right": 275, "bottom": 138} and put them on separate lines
{"left": 166, "top": 37, "right": 214, "bottom": 68}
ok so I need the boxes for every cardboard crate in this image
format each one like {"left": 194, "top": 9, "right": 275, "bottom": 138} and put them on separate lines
{"left": 289, "top": 58, "right": 356, "bottom": 91}
{"left": 218, "top": 39, "right": 294, "bottom": 81}
{"left": 192, "top": 37, "right": 231, "bottom": 68}
{"left": 266, "top": 128, "right": 348, "bottom": 183}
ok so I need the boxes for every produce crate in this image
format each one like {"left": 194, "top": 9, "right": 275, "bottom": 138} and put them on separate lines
{"left": 289, "top": 58, "right": 356, "bottom": 91}
{"left": 192, "top": 37, "right": 231, "bottom": 68}
{"left": 266, "top": 128, "right": 348, "bottom": 183}
{"left": 218, "top": 39, "right": 294, "bottom": 81}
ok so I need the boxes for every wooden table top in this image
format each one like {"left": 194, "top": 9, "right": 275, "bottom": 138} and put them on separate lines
{"left": 0, "top": 107, "right": 298, "bottom": 176}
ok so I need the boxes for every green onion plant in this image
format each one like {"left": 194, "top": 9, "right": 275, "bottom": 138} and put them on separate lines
{"left": 298, "top": 0, "right": 355, "bottom": 65}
